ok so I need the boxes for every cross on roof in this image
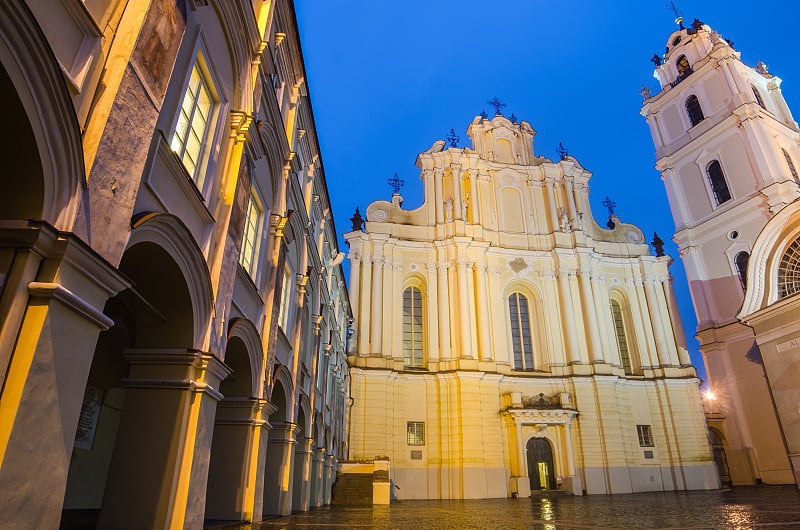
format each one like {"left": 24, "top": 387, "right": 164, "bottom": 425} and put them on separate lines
{"left": 446, "top": 128, "right": 460, "bottom": 147}
{"left": 667, "top": 1, "right": 684, "bottom": 27}
{"left": 556, "top": 142, "right": 569, "bottom": 160}
{"left": 388, "top": 173, "right": 405, "bottom": 194}
{"left": 602, "top": 196, "right": 617, "bottom": 217}
{"left": 487, "top": 97, "right": 507, "bottom": 115}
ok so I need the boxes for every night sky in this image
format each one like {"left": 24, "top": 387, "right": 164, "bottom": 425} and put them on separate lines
{"left": 294, "top": 0, "right": 800, "bottom": 383}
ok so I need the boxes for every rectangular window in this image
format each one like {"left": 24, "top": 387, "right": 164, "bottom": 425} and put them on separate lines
{"left": 239, "top": 187, "right": 264, "bottom": 279}
{"left": 637, "top": 424, "right": 654, "bottom": 447}
{"left": 278, "top": 266, "right": 293, "bottom": 331}
{"left": 171, "top": 59, "right": 214, "bottom": 186}
{"left": 407, "top": 421, "right": 425, "bottom": 446}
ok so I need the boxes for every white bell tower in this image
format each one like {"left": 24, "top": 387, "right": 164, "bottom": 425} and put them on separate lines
{"left": 641, "top": 18, "right": 800, "bottom": 486}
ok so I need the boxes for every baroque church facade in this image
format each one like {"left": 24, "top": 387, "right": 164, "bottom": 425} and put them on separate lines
{"left": 0, "top": 0, "right": 352, "bottom": 527}
{"left": 642, "top": 19, "right": 800, "bottom": 487}
{"left": 344, "top": 114, "right": 718, "bottom": 498}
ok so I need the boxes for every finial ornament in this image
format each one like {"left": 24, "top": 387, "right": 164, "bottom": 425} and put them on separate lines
{"left": 651, "top": 232, "right": 665, "bottom": 257}
{"left": 480, "top": 109, "right": 488, "bottom": 120}
{"left": 446, "top": 128, "right": 460, "bottom": 147}
{"left": 640, "top": 85, "right": 652, "bottom": 101}
{"left": 667, "top": 1, "right": 684, "bottom": 28}
{"left": 510, "top": 113, "right": 518, "bottom": 123}
{"left": 487, "top": 96, "right": 507, "bottom": 115}
{"left": 756, "top": 60, "right": 772, "bottom": 77}
{"left": 350, "top": 207, "right": 364, "bottom": 232}
{"left": 556, "top": 142, "right": 569, "bottom": 160}
{"left": 388, "top": 173, "right": 405, "bottom": 195}
{"left": 650, "top": 54, "right": 663, "bottom": 67}
{"left": 602, "top": 196, "right": 617, "bottom": 217}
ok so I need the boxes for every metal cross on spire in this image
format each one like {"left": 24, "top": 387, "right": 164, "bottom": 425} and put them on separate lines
{"left": 388, "top": 173, "right": 405, "bottom": 194}
{"left": 667, "top": 1, "right": 684, "bottom": 28}
{"left": 446, "top": 128, "right": 460, "bottom": 147}
{"left": 602, "top": 196, "right": 617, "bottom": 217}
{"left": 556, "top": 142, "right": 569, "bottom": 160}
{"left": 487, "top": 96, "right": 507, "bottom": 115}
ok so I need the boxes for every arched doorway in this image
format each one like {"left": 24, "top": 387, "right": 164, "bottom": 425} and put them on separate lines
{"left": 527, "top": 437, "right": 556, "bottom": 491}
{"left": 709, "top": 428, "right": 731, "bottom": 487}
{"left": 292, "top": 406, "right": 308, "bottom": 512}
{"left": 263, "top": 378, "right": 291, "bottom": 516}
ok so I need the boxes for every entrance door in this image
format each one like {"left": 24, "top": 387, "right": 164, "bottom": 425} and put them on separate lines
{"left": 709, "top": 428, "right": 732, "bottom": 486}
{"left": 526, "top": 437, "right": 556, "bottom": 490}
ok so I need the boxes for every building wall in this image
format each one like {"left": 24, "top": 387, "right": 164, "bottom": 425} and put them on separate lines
{"left": 345, "top": 114, "right": 717, "bottom": 498}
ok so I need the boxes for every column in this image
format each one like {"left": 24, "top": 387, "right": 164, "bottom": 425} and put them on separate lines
{"left": 436, "top": 260, "right": 452, "bottom": 360}
{"left": 545, "top": 179, "right": 559, "bottom": 233}
{"left": 370, "top": 258, "right": 384, "bottom": 355}
{"left": 578, "top": 269, "right": 603, "bottom": 363}
{"left": 452, "top": 166, "right": 463, "bottom": 220}
{"left": 474, "top": 263, "right": 492, "bottom": 360}
{"left": 292, "top": 436, "right": 313, "bottom": 512}
{"left": 665, "top": 279, "right": 692, "bottom": 366}
{"left": 310, "top": 447, "right": 325, "bottom": 508}
{"left": 357, "top": 257, "right": 371, "bottom": 354}
{"left": 565, "top": 179, "right": 578, "bottom": 225}
{"left": 643, "top": 279, "right": 670, "bottom": 366}
{"left": 653, "top": 278, "right": 681, "bottom": 366}
{"left": 516, "top": 420, "right": 527, "bottom": 478}
{"left": 348, "top": 254, "right": 361, "bottom": 354}
{"left": 380, "top": 256, "right": 393, "bottom": 357}
{"left": 557, "top": 273, "right": 581, "bottom": 364}
{"left": 263, "top": 423, "right": 298, "bottom": 516}
{"left": 322, "top": 455, "right": 335, "bottom": 505}
{"left": 457, "top": 259, "right": 474, "bottom": 358}
{"left": 434, "top": 169, "right": 444, "bottom": 224}
{"left": 468, "top": 169, "right": 480, "bottom": 224}
{"left": 632, "top": 280, "right": 658, "bottom": 367}
{"left": 564, "top": 422, "right": 576, "bottom": 476}
{"left": 392, "top": 262, "right": 403, "bottom": 360}
{"left": 590, "top": 276, "right": 613, "bottom": 364}
{"left": 426, "top": 264, "right": 440, "bottom": 363}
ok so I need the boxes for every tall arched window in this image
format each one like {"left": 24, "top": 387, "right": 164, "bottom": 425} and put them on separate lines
{"left": 734, "top": 251, "right": 749, "bottom": 289}
{"left": 778, "top": 236, "right": 800, "bottom": 299}
{"left": 707, "top": 160, "right": 732, "bottom": 205}
{"left": 610, "top": 299, "right": 633, "bottom": 375}
{"left": 675, "top": 55, "right": 692, "bottom": 82}
{"left": 508, "top": 293, "right": 534, "bottom": 370}
{"left": 685, "top": 95, "right": 705, "bottom": 126}
{"left": 402, "top": 286, "right": 424, "bottom": 367}
{"left": 783, "top": 149, "right": 799, "bottom": 184}
{"left": 752, "top": 85, "right": 766, "bottom": 109}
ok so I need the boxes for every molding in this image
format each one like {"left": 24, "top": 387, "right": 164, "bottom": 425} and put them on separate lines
{"left": 27, "top": 281, "right": 113, "bottom": 329}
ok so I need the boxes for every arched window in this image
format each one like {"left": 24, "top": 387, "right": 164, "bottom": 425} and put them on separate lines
{"left": 402, "top": 286, "right": 424, "bottom": 367}
{"left": 734, "top": 251, "right": 749, "bottom": 289}
{"left": 610, "top": 299, "right": 633, "bottom": 375}
{"left": 778, "top": 236, "right": 800, "bottom": 299}
{"left": 508, "top": 293, "right": 534, "bottom": 370}
{"left": 707, "top": 160, "right": 732, "bottom": 205}
{"left": 685, "top": 95, "right": 705, "bottom": 126}
{"left": 752, "top": 85, "right": 766, "bottom": 109}
{"left": 676, "top": 55, "right": 692, "bottom": 81}
{"left": 783, "top": 149, "right": 799, "bottom": 184}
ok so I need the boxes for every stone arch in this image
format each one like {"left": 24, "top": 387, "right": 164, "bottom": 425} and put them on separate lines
{"left": 226, "top": 318, "right": 265, "bottom": 398}
{"left": 128, "top": 212, "right": 213, "bottom": 348}
{"left": 0, "top": 2, "right": 84, "bottom": 229}
{"left": 739, "top": 203, "right": 800, "bottom": 318}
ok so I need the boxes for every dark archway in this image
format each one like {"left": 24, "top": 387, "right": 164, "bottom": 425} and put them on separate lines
{"left": 527, "top": 437, "right": 556, "bottom": 491}
{"left": 291, "top": 406, "right": 307, "bottom": 512}
{"left": 709, "top": 428, "right": 731, "bottom": 487}
{"left": 263, "top": 378, "right": 291, "bottom": 516}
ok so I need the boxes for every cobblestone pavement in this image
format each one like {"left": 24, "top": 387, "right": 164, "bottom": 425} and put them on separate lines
{"left": 235, "top": 486, "right": 800, "bottom": 529}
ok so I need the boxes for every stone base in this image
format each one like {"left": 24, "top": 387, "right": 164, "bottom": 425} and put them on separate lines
{"left": 562, "top": 475, "right": 583, "bottom": 495}
{"left": 509, "top": 477, "right": 531, "bottom": 498}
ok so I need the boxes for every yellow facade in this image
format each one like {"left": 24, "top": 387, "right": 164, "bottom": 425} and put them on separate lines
{"left": 345, "top": 115, "right": 718, "bottom": 498}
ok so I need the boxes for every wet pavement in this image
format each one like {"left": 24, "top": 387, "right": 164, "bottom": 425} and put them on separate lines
{"left": 236, "top": 486, "right": 800, "bottom": 529}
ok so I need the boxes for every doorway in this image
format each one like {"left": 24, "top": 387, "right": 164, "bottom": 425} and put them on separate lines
{"left": 526, "top": 437, "right": 556, "bottom": 491}
{"left": 709, "top": 428, "right": 732, "bottom": 487}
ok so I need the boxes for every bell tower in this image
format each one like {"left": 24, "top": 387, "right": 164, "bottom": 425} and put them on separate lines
{"left": 641, "top": 18, "right": 800, "bottom": 486}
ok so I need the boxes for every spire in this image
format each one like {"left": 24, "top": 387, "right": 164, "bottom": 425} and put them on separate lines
{"left": 667, "top": 1, "right": 684, "bottom": 29}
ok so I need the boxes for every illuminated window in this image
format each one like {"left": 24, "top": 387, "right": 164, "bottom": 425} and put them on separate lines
{"left": 707, "top": 160, "right": 732, "bottom": 205}
{"left": 239, "top": 187, "right": 264, "bottom": 279}
{"left": 508, "top": 293, "right": 534, "bottom": 370}
{"left": 407, "top": 421, "right": 425, "bottom": 446}
{"left": 171, "top": 59, "right": 215, "bottom": 186}
{"left": 783, "top": 149, "right": 799, "bottom": 184}
{"left": 278, "top": 266, "right": 294, "bottom": 331}
{"left": 402, "top": 287, "right": 424, "bottom": 367}
{"left": 734, "top": 251, "right": 749, "bottom": 289}
{"left": 676, "top": 55, "right": 692, "bottom": 79}
{"left": 752, "top": 85, "right": 766, "bottom": 109}
{"left": 778, "top": 236, "right": 800, "bottom": 299}
{"left": 637, "top": 424, "right": 654, "bottom": 447}
{"left": 610, "top": 299, "right": 633, "bottom": 375}
{"left": 685, "top": 95, "right": 704, "bottom": 127}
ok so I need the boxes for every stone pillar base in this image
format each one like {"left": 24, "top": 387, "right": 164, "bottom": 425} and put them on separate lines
{"left": 562, "top": 475, "right": 583, "bottom": 495}
{"left": 509, "top": 477, "right": 531, "bottom": 498}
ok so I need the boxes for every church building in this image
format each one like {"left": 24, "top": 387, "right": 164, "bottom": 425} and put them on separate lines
{"left": 344, "top": 113, "right": 718, "bottom": 498}
{"left": 641, "top": 18, "right": 799, "bottom": 487}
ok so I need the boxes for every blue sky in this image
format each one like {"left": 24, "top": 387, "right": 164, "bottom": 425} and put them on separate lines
{"left": 295, "top": 1, "right": 800, "bottom": 382}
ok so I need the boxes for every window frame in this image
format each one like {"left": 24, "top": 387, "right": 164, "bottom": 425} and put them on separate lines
{"left": 685, "top": 95, "right": 705, "bottom": 127}
{"left": 278, "top": 265, "right": 294, "bottom": 332}
{"left": 637, "top": 424, "right": 655, "bottom": 447}
{"left": 407, "top": 421, "right": 425, "bottom": 446}
{"left": 752, "top": 85, "right": 766, "bottom": 110}
{"left": 508, "top": 292, "right": 535, "bottom": 370}
{"left": 734, "top": 251, "right": 749, "bottom": 290}
{"left": 402, "top": 285, "right": 425, "bottom": 368}
{"left": 783, "top": 149, "right": 800, "bottom": 184}
{"left": 239, "top": 186, "right": 265, "bottom": 281}
{"left": 706, "top": 160, "right": 732, "bottom": 206}
{"left": 610, "top": 298, "right": 634, "bottom": 375}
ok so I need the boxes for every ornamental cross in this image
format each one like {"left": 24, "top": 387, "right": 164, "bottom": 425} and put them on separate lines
{"left": 667, "top": 1, "right": 684, "bottom": 26}
{"left": 556, "top": 142, "right": 569, "bottom": 160}
{"left": 388, "top": 173, "right": 405, "bottom": 194}
{"left": 602, "top": 196, "right": 617, "bottom": 217}
{"left": 487, "top": 96, "right": 507, "bottom": 115}
{"left": 446, "top": 128, "right": 460, "bottom": 147}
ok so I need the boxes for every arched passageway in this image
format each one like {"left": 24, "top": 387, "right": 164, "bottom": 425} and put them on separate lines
{"left": 709, "top": 428, "right": 731, "bottom": 487}
{"left": 292, "top": 406, "right": 308, "bottom": 512}
{"left": 527, "top": 437, "right": 556, "bottom": 491}
{"left": 263, "top": 379, "right": 294, "bottom": 516}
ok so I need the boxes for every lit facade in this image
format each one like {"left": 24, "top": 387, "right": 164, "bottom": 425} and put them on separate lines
{"left": 344, "top": 115, "right": 717, "bottom": 499}
{"left": 641, "top": 19, "right": 798, "bottom": 486}
{"left": 0, "top": 0, "right": 351, "bottom": 527}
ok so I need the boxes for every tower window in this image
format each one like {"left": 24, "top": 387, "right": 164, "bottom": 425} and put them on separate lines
{"left": 685, "top": 95, "right": 705, "bottom": 127}
{"left": 610, "top": 299, "right": 633, "bottom": 375}
{"left": 508, "top": 293, "right": 534, "bottom": 370}
{"left": 752, "top": 85, "right": 766, "bottom": 109}
{"left": 783, "top": 149, "right": 800, "bottom": 184}
{"left": 675, "top": 55, "right": 692, "bottom": 82}
{"left": 778, "top": 236, "right": 800, "bottom": 299}
{"left": 403, "top": 286, "right": 424, "bottom": 367}
{"left": 707, "top": 160, "right": 732, "bottom": 205}
{"left": 734, "top": 251, "right": 749, "bottom": 289}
